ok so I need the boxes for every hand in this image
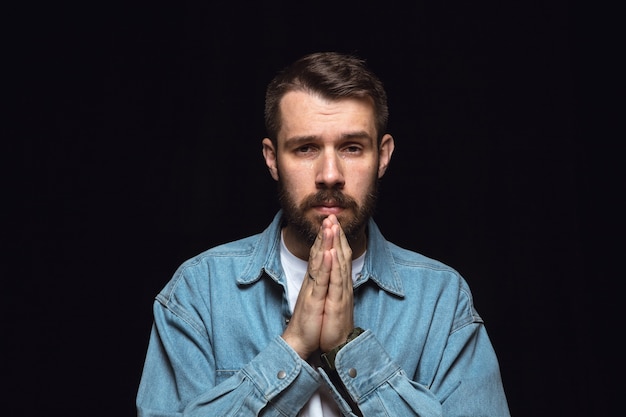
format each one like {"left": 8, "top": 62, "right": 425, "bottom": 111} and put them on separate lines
{"left": 319, "top": 215, "right": 354, "bottom": 353}
{"left": 281, "top": 215, "right": 355, "bottom": 359}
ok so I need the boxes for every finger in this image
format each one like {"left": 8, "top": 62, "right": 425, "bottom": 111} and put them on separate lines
{"left": 326, "top": 223, "right": 351, "bottom": 292}
{"left": 314, "top": 233, "right": 333, "bottom": 287}
{"left": 307, "top": 223, "right": 326, "bottom": 276}
{"left": 321, "top": 216, "right": 335, "bottom": 251}
{"left": 307, "top": 225, "right": 333, "bottom": 291}
{"left": 327, "top": 246, "right": 350, "bottom": 297}
{"left": 325, "top": 215, "right": 351, "bottom": 265}
{"left": 320, "top": 246, "right": 354, "bottom": 348}
{"left": 336, "top": 221, "right": 352, "bottom": 259}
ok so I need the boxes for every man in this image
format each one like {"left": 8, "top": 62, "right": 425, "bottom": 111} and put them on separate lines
{"left": 136, "top": 52, "right": 510, "bottom": 416}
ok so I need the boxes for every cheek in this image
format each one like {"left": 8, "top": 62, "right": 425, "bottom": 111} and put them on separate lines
{"left": 350, "top": 171, "right": 379, "bottom": 203}
{"left": 345, "top": 162, "right": 378, "bottom": 187}
{"left": 278, "top": 165, "right": 311, "bottom": 197}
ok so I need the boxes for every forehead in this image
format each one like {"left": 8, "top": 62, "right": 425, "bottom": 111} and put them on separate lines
{"left": 278, "top": 91, "right": 377, "bottom": 140}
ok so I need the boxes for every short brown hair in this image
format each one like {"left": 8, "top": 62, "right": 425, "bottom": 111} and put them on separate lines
{"left": 264, "top": 52, "right": 389, "bottom": 145}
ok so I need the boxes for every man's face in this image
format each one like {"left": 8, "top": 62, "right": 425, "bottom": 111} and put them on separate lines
{"left": 263, "top": 90, "right": 394, "bottom": 246}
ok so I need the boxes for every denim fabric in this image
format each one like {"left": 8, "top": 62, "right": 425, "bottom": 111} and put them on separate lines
{"left": 136, "top": 211, "right": 510, "bottom": 416}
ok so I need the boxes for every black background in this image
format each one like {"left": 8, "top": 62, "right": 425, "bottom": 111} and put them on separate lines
{"left": 6, "top": 1, "right": 609, "bottom": 416}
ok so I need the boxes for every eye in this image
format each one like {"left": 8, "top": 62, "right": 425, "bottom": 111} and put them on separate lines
{"left": 295, "top": 144, "right": 317, "bottom": 154}
{"left": 342, "top": 144, "right": 363, "bottom": 154}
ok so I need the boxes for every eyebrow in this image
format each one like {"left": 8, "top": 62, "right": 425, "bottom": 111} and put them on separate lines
{"left": 341, "top": 130, "right": 373, "bottom": 141}
{"left": 284, "top": 131, "right": 373, "bottom": 146}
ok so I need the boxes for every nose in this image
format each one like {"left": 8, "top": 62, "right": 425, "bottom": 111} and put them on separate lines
{"left": 316, "top": 149, "right": 345, "bottom": 189}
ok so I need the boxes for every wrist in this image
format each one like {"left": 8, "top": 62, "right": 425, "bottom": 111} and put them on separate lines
{"left": 321, "top": 327, "right": 365, "bottom": 370}
{"left": 281, "top": 332, "right": 313, "bottom": 360}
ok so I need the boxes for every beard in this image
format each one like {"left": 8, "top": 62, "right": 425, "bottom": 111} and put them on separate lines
{"left": 277, "top": 178, "right": 379, "bottom": 247}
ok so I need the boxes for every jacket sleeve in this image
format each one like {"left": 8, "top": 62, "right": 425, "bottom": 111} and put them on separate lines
{"left": 136, "top": 300, "right": 321, "bottom": 417}
{"left": 320, "top": 326, "right": 510, "bottom": 417}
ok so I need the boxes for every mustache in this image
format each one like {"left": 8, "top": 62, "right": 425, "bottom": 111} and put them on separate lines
{"left": 301, "top": 189, "right": 357, "bottom": 209}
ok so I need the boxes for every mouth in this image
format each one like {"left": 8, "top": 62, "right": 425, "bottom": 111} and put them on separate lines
{"left": 312, "top": 201, "right": 345, "bottom": 215}
{"left": 317, "top": 199, "right": 342, "bottom": 207}
{"left": 305, "top": 190, "right": 354, "bottom": 217}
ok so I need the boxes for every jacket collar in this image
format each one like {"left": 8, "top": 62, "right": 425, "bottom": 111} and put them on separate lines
{"left": 238, "top": 210, "right": 405, "bottom": 297}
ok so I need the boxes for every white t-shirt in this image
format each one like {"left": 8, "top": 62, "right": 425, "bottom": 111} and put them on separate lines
{"left": 280, "top": 232, "right": 365, "bottom": 417}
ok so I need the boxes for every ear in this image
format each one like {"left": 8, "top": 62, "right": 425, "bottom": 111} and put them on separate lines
{"left": 377, "top": 134, "right": 395, "bottom": 178}
{"left": 262, "top": 138, "right": 280, "bottom": 181}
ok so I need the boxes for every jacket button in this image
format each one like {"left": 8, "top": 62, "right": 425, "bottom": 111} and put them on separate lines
{"left": 277, "top": 370, "right": 287, "bottom": 379}
{"left": 348, "top": 368, "right": 357, "bottom": 378}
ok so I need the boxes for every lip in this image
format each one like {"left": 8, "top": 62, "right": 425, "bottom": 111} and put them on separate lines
{"left": 312, "top": 205, "right": 344, "bottom": 215}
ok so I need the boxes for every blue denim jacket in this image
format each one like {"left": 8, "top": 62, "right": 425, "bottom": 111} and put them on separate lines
{"left": 137, "top": 211, "right": 510, "bottom": 416}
